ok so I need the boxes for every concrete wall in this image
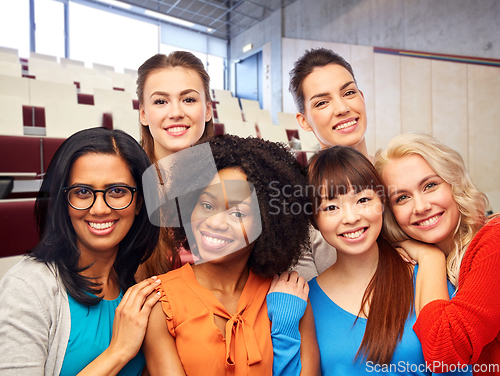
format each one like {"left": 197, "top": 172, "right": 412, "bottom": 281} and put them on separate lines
{"left": 229, "top": 0, "right": 500, "bottom": 117}
{"left": 283, "top": 0, "right": 500, "bottom": 59}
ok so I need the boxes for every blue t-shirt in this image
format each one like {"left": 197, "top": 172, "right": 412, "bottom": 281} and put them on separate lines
{"left": 60, "top": 291, "right": 145, "bottom": 376}
{"left": 308, "top": 265, "right": 472, "bottom": 375}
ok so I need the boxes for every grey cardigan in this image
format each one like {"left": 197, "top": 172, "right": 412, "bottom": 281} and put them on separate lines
{"left": 0, "top": 257, "right": 70, "bottom": 376}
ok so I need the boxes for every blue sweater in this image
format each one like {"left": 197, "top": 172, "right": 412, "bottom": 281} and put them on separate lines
{"left": 308, "top": 265, "right": 472, "bottom": 375}
{"left": 267, "top": 292, "right": 307, "bottom": 376}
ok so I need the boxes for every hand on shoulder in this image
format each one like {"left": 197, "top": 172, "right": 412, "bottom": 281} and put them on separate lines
{"left": 268, "top": 271, "right": 308, "bottom": 302}
{"left": 394, "top": 239, "right": 443, "bottom": 264}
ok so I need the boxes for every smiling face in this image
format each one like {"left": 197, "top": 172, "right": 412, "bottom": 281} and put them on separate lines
{"left": 139, "top": 67, "right": 212, "bottom": 160}
{"left": 67, "top": 153, "right": 140, "bottom": 259}
{"left": 314, "top": 188, "right": 383, "bottom": 258}
{"left": 296, "top": 63, "right": 367, "bottom": 151}
{"left": 189, "top": 168, "right": 258, "bottom": 264}
{"left": 382, "top": 154, "right": 460, "bottom": 253}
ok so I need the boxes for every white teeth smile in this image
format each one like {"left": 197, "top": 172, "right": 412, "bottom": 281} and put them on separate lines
{"left": 335, "top": 119, "right": 357, "bottom": 130}
{"left": 88, "top": 221, "right": 115, "bottom": 230}
{"left": 416, "top": 214, "right": 441, "bottom": 226}
{"left": 167, "top": 126, "right": 188, "bottom": 133}
{"left": 341, "top": 229, "right": 365, "bottom": 239}
{"left": 203, "top": 234, "right": 230, "bottom": 244}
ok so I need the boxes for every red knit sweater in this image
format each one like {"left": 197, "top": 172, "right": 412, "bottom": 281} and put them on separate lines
{"left": 413, "top": 217, "right": 500, "bottom": 375}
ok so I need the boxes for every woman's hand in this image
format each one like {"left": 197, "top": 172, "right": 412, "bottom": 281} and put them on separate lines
{"left": 76, "top": 276, "right": 162, "bottom": 376}
{"left": 108, "top": 276, "right": 162, "bottom": 362}
{"left": 268, "top": 271, "right": 308, "bottom": 302}
{"left": 394, "top": 239, "right": 443, "bottom": 264}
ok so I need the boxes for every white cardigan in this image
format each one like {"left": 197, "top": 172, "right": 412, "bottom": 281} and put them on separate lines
{"left": 0, "top": 257, "right": 71, "bottom": 376}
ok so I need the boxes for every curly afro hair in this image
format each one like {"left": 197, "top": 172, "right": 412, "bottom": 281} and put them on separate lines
{"left": 167, "top": 134, "right": 311, "bottom": 277}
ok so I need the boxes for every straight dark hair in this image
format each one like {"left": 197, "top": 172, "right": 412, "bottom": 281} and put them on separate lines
{"left": 289, "top": 48, "right": 357, "bottom": 114}
{"left": 308, "top": 145, "right": 414, "bottom": 365}
{"left": 32, "top": 127, "right": 159, "bottom": 306}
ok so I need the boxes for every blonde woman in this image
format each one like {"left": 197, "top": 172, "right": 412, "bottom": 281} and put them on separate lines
{"left": 375, "top": 132, "right": 499, "bottom": 375}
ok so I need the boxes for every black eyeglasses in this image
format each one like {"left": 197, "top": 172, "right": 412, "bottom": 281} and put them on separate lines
{"left": 63, "top": 185, "right": 138, "bottom": 210}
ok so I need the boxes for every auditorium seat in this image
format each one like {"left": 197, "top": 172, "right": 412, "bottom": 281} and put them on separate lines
{"left": 0, "top": 199, "right": 38, "bottom": 259}
{"left": 216, "top": 96, "right": 240, "bottom": 108}
{"left": 112, "top": 109, "right": 140, "bottom": 141}
{"left": 29, "top": 79, "right": 78, "bottom": 107}
{"left": 22, "top": 105, "right": 46, "bottom": 137}
{"left": 0, "top": 61, "right": 22, "bottom": 77}
{"left": 257, "top": 122, "right": 289, "bottom": 143}
{"left": 42, "top": 137, "right": 65, "bottom": 172}
{"left": 0, "top": 135, "right": 40, "bottom": 173}
{"left": 124, "top": 68, "right": 138, "bottom": 77}
{"left": 78, "top": 73, "right": 114, "bottom": 94}
{"left": 60, "top": 57, "right": 85, "bottom": 69}
{"left": 106, "top": 71, "right": 136, "bottom": 93}
{"left": 239, "top": 99, "right": 273, "bottom": 124}
{"left": 29, "top": 51, "right": 57, "bottom": 62}
{"left": 33, "top": 65, "right": 75, "bottom": 85}
{"left": 0, "top": 75, "right": 30, "bottom": 105}
{"left": 215, "top": 103, "right": 243, "bottom": 123}
{"left": 277, "top": 112, "right": 299, "bottom": 130}
{"left": 0, "top": 96, "right": 24, "bottom": 136}
{"left": 212, "top": 89, "right": 233, "bottom": 100}
{"left": 0, "top": 47, "right": 20, "bottom": 64}
{"left": 93, "top": 62, "right": 115, "bottom": 74}
{"left": 93, "top": 88, "right": 134, "bottom": 112}
{"left": 239, "top": 98, "right": 260, "bottom": 116}
{"left": 44, "top": 102, "right": 101, "bottom": 138}
{"left": 77, "top": 93, "right": 95, "bottom": 105}
{"left": 213, "top": 122, "right": 224, "bottom": 136}
{"left": 298, "top": 127, "right": 321, "bottom": 151}
{"left": 223, "top": 121, "right": 257, "bottom": 138}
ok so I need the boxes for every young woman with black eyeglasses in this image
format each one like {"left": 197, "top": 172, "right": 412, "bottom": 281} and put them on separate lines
{"left": 0, "top": 127, "right": 159, "bottom": 376}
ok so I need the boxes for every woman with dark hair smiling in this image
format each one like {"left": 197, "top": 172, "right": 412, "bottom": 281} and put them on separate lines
{"left": 142, "top": 135, "right": 319, "bottom": 376}
{"left": 0, "top": 127, "right": 160, "bottom": 376}
{"left": 288, "top": 47, "right": 372, "bottom": 282}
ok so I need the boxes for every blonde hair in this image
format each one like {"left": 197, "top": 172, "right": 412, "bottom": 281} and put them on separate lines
{"left": 374, "top": 132, "right": 488, "bottom": 286}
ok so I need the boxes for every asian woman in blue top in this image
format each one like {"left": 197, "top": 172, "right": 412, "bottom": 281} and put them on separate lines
{"left": 0, "top": 127, "right": 160, "bottom": 376}
{"left": 305, "top": 145, "right": 470, "bottom": 375}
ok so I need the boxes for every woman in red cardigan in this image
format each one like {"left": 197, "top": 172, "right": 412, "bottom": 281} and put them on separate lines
{"left": 374, "top": 132, "right": 500, "bottom": 375}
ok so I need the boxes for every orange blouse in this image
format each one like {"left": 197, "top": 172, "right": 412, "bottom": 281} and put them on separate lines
{"left": 158, "top": 263, "right": 273, "bottom": 376}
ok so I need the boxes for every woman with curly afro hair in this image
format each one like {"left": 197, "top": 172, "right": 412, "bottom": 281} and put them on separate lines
{"left": 142, "top": 135, "right": 320, "bottom": 376}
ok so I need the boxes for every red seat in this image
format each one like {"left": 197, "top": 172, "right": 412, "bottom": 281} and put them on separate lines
{"left": 213, "top": 123, "right": 224, "bottom": 136}
{"left": 0, "top": 136, "right": 41, "bottom": 175}
{"left": 42, "top": 137, "right": 65, "bottom": 173}
{"left": 102, "top": 113, "right": 113, "bottom": 130}
{"left": 295, "top": 151, "right": 308, "bottom": 167}
{"left": 77, "top": 93, "right": 95, "bottom": 105}
{"left": 0, "top": 199, "right": 38, "bottom": 258}
{"left": 22, "top": 106, "right": 46, "bottom": 128}
{"left": 286, "top": 129, "right": 299, "bottom": 141}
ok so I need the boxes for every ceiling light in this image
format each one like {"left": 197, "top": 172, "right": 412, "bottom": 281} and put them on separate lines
{"left": 242, "top": 43, "right": 253, "bottom": 53}
{"left": 96, "top": 0, "right": 132, "bottom": 9}
{"left": 206, "top": 28, "right": 214, "bottom": 32}
{"left": 144, "top": 10, "right": 194, "bottom": 28}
